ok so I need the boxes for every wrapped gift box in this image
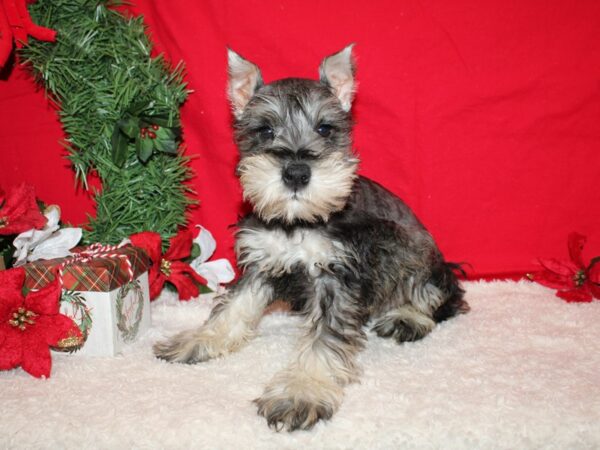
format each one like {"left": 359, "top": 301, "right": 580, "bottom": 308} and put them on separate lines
{"left": 23, "top": 244, "right": 152, "bottom": 356}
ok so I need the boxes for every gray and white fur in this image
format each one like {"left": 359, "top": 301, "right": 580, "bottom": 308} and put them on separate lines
{"left": 154, "top": 45, "right": 469, "bottom": 431}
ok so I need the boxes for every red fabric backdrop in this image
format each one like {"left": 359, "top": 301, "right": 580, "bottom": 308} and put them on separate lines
{"left": 1, "top": 0, "right": 599, "bottom": 278}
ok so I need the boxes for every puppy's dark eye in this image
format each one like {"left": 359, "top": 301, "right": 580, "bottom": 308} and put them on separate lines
{"left": 316, "top": 124, "right": 334, "bottom": 138}
{"left": 257, "top": 126, "right": 274, "bottom": 140}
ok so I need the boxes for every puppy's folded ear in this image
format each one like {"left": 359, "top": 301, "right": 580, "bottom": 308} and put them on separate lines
{"left": 319, "top": 44, "right": 356, "bottom": 112}
{"left": 227, "top": 49, "right": 263, "bottom": 118}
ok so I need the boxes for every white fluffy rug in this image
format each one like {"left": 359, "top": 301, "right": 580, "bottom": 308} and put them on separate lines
{"left": 2, "top": 281, "right": 600, "bottom": 449}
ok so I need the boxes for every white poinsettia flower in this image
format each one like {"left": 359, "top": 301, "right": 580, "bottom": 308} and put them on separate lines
{"left": 190, "top": 225, "right": 235, "bottom": 291}
{"left": 13, "top": 205, "right": 82, "bottom": 267}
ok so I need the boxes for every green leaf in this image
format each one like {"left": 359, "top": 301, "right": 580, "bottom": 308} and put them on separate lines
{"left": 190, "top": 242, "right": 201, "bottom": 260}
{"left": 111, "top": 129, "right": 130, "bottom": 168}
{"left": 0, "top": 236, "right": 15, "bottom": 270}
{"left": 154, "top": 125, "right": 172, "bottom": 140}
{"left": 199, "top": 284, "right": 213, "bottom": 294}
{"left": 136, "top": 137, "right": 154, "bottom": 164}
{"left": 118, "top": 116, "right": 140, "bottom": 138}
{"left": 154, "top": 137, "right": 178, "bottom": 154}
{"left": 172, "top": 126, "right": 182, "bottom": 140}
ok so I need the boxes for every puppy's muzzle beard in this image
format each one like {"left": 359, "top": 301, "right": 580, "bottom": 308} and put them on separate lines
{"left": 238, "top": 151, "right": 358, "bottom": 225}
{"left": 282, "top": 162, "right": 311, "bottom": 194}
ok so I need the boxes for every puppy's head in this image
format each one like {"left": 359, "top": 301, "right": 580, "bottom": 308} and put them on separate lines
{"left": 228, "top": 45, "right": 359, "bottom": 224}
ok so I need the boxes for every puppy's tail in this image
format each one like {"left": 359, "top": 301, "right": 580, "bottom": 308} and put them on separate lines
{"left": 430, "top": 261, "right": 470, "bottom": 323}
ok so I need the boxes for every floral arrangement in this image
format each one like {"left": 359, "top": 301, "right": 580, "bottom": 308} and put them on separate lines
{"left": 130, "top": 226, "right": 234, "bottom": 301}
{"left": 0, "top": 183, "right": 82, "bottom": 270}
{"left": 528, "top": 232, "right": 600, "bottom": 302}
{"left": 0, "top": 267, "right": 81, "bottom": 378}
{"left": 0, "top": 182, "right": 234, "bottom": 378}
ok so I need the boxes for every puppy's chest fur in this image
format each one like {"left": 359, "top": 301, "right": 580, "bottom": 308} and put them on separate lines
{"left": 235, "top": 222, "right": 353, "bottom": 311}
{"left": 236, "top": 224, "right": 350, "bottom": 277}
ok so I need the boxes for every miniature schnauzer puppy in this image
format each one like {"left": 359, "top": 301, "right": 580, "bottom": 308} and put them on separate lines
{"left": 154, "top": 45, "right": 468, "bottom": 431}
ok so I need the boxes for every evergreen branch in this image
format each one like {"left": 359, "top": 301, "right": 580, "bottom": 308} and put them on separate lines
{"left": 20, "top": 0, "right": 196, "bottom": 249}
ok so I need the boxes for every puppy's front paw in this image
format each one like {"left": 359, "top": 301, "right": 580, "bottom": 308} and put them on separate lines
{"left": 255, "top": 394, "right": 334, "bottom": 432}
{"left": 254, "top": 373, "right": 341, "bottom": 431}
{"left": 153, "top": 329, "right": 213, "bottom": 364}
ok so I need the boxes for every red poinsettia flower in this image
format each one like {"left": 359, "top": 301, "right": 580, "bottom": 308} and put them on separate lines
{"left": 0, "top": 183, "right": 46, "bottom": 235}
{"left": 0, "top": 267, "right": 81, "bottom": 378}
{"left": 529, "top": 232, "right": 600, "bottom": 303}
{"left": 130, "top": 230, "right": 207, "bottom": 300}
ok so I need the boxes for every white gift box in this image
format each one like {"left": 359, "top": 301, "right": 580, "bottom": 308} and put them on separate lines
{"left": 57, "top": 271, "right": 151, "bottom": 356}
{"left": 23, "top": 244, "right": 152, "bottom": 357}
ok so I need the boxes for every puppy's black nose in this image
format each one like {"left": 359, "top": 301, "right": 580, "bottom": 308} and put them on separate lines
{"left": 282, "top": 163, "right": 311, "bottom": 189}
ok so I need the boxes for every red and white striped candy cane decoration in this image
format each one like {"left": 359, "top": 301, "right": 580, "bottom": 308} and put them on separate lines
{"left": 57, "top": 243, "right": 135, "bottom": 288}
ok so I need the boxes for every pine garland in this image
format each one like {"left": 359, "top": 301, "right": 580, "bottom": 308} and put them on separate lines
{"left": 20, "top": 0, "right": 195, "bottom": 247}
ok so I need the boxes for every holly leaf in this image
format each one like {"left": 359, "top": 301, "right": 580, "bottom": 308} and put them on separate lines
{"left": 154, "top": 125, "right": 172, "bottom": 140}
{"left": 154, "top": 137, "right": 178, "bottom": 154}
{"left": 136, "top": 137, "right": 154, "bottom": 164}
{"left": 117, "top": 116, "right": 140, "bottom": 138}
{"left": 172, "top": 125, "right": 182, "bottom": 140}
{"left": 111, "top": 129, "right": 130, "bottom": 168}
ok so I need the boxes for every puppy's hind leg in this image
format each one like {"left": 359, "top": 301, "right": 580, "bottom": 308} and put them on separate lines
{"left": 372, "top": 304, "right": 436, "bottom": 343}
{"left": 154, "top": 273, "right": 273, "bottom": 363}
{"left": 372, "top": 262, "right": 468, "bottom": 343}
